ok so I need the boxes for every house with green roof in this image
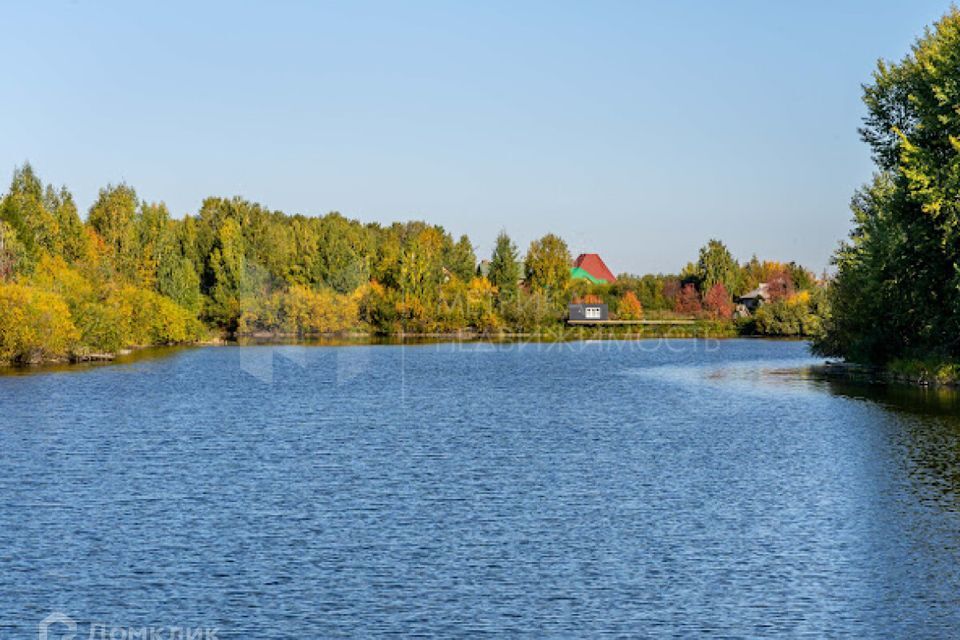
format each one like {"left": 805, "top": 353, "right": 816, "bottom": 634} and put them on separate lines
{"left": 570, "top": 253, "right": 616, "bottom": 284}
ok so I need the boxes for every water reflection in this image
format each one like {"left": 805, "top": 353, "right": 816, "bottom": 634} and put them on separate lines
{"left": 0, "top": 344, "right": 194, "bottom": 377}
{"left": 821, "top": 377, "right": 960, "bottom": 416}
{"left": 820, "top": 378, "right": 960, "bottom": 514}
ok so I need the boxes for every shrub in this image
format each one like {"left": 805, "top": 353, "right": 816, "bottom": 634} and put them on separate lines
{"left": 107, "top": 285, "right": 205, "bottom": 347}
{"left": 357, "top": 281, "right": 398, "bottom": 332}
{"left": 0, "top": 282, "right": 79, "bottom": 363}
{"left": 752, "top": 291, "right": 824, "bottom": 337}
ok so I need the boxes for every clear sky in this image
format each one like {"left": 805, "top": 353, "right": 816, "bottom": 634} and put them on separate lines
{"left": 1, "top": 1, "right": 951, "bottom": 274}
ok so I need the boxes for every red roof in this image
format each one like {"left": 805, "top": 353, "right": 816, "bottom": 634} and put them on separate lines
{"left": 573, "top": 253, "right": 616, "bottom": 283}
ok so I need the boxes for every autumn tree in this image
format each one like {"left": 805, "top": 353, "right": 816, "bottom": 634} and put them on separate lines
{"left": 764, "top": 264, "right": 795, "bottom": 302}
{"left": 524, "top": 233, "right": 571, "bottom": 294}
{"left": 662, "top": 278, "right": 682, "bottom": 308}
{"left": 0, "top": 221, "right": 23, "bottom": 280}
{"left": 398, "top": 225, "right": 445, "bottom": 305}
{"left": 87, "top": 184, "right": 139, "bottom": 278}
{"left": 703, "top": 283, "right": 734, "bottom": 319}
{"left": 0, "top": 282, "right": 79, "bottom": 363}
{"left": 0, "top": 160, "right": 840, "bottom": 360}
{"left": 466, "top": 276, "right": 500, "bottom": 331}
{"left": 674, "top": 283, "right": 702, "bottom": 314}
{"left": 0, "top": 164, "right": 61, "bottom": 272}
{"left": 617, "top": 290, "right": 643, "bottom": 320}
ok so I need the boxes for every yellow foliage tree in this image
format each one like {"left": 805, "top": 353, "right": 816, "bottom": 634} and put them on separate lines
{"left": 27, "top": 255, "right": 202, "bottom": 353}
{"left": 0, "top": 282, "right": 79, "bottom": 363}
{"left": 617, "top": 290, "right": 644, "bottom": 320}
{"left": 281, "top": 285, "right": 358, "bottom": 335}
{"left": 467, "top": 277, "right": 500, "bottom": 332}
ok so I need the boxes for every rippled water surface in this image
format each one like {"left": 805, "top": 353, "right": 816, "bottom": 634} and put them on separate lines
{"left": 2, "top": 340, "right": 960, "bottom": 637}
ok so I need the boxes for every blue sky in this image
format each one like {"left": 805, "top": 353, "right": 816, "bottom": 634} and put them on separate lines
{"left": 1, "top": 1, "right": 951, "bottom": 274}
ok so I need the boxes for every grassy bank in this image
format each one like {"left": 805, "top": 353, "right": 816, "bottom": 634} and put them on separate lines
{"left": 887, "top": 359, "right": 960, "bottom": 387}
{"left": 816, "top": 359, "right": 960, "bottom": 389}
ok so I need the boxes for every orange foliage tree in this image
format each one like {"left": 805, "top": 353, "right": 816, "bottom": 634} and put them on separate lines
{"left": 674, "top": 283, "right": 702, "bottom": 314}
{"left": 703, "top": 283, "right": 733, "bottom": 319}
{"left": 617, "top": 290, "right": 643, "bottom": 320}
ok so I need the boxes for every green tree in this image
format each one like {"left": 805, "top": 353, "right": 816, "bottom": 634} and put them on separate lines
{"left": 135, "top": 201, "right": 173, "bottom": 289}
{"left": 815, "top": 8, "right": 960, "bottom": 363}
{"left": 0, "top": 163, "right": 60, "bottom": 271}
{"left": 398, "top": 226, "right": 445, "bottom": 305}
{"left": 207, "top": 217, "right": 249, "bottom": 328}
{"left": 447, "top": 234, "right": 476, "bottom": 282}
{"left": 524, "top": 233, "right": 571, "bottom": 294}
{"left": 313, "top": 212, "right": 371, "bottom": 293}
{"left": 158, "top": 255, "right": 202, "bottom": 313}
{"left": 87, "top": 184, "right": 139, "bottom": 278}
{"left": 488, "top": 231, "right": 521, "bottom": 301}
{"left": 736, "top": 255, "right": 763, "bottom": 294}
{"left": 615, "top": 273, "right": 673, "bottom": 310}
{"left": 0, "top": 221, "right": 24, "bottom": 279}
{"left": 47, "top": 186, "right": 85, "bottom": 263}
{"left": 696, "top": 239, "right": 739, "bottom": 293}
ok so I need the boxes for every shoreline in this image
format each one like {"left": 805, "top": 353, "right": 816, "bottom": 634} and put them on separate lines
{"left": 0, "top": 330, "right": 790, "bottom": 372}
{"left": 813, "top": 361, "right": 960, "bottom": 389}
{"left": 7, "top": 339, "right": 954, "bottom": 392}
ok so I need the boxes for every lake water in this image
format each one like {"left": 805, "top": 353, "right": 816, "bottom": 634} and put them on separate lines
{"left": 2, "top": 339, "right": 959, "bottom": 637}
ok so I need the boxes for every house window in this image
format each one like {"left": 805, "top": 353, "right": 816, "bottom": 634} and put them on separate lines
{"left": 585, "top": 306, "right": 601, "bottom": 319}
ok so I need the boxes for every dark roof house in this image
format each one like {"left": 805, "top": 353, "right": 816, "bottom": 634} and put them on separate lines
{"left": 735, "top": 283, "right": 770, "bottom": 312}
{"left": 568, "top": 301, "right": 609, "bottom": 322}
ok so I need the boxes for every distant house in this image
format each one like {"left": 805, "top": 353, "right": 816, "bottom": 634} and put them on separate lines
{"left": 476, "top": 259, "right": 491, "bottom": 279}
{"left": 570, "top": 253, "right": 617, "bottom": 284}
{"left": 568, "top": 302, "right": 609, "bottom": 322}
{"left": 735, "top": 283, "right": 770, "bottom": 313}
{"left": 568, "top": 294, "right": 609, "bottom": 322}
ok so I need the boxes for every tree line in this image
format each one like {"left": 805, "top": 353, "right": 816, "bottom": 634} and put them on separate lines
{"left": 594, "top": 239, "right": 825, "bottom": 335}
{"left": 813, "top": 7, "right": 960, "bottom": 376}
{"left": 15, "top": 11, "right": 960, "bottom": 369}
{"left": 0, "top": 163, "right": 823, "bottom": 364}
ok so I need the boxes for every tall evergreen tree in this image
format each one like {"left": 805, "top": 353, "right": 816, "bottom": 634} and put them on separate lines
{"left": 488, "top": 231, "right": 520, "bottom": 300}
{"left": 448, "top": 234, "right": 476, "bottom": 282}
{"left": 49, "top": 187, "right": 85, "bottom": 263}
{"left": 0, "top": 163, "right": 60, "bottom": 271}
{"left": 696, "top": 239, "right": 739, "bottom": 294}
